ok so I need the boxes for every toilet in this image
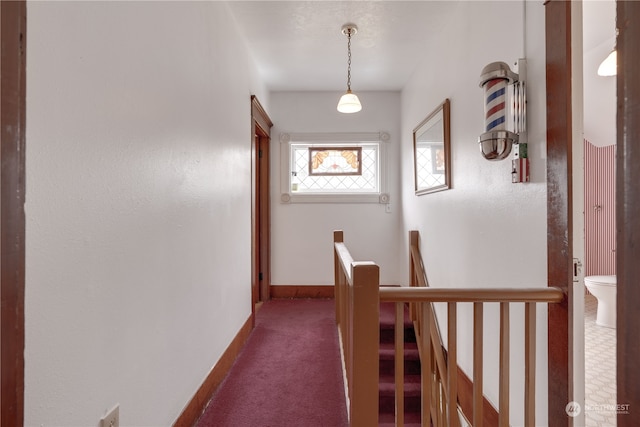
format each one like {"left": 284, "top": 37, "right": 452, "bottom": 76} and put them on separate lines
{"left": 584, "top": 275, "right": 616, "bottom": 328}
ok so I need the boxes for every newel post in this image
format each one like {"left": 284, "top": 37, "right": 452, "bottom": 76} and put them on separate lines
{"left": 349, "top": 261, "right": 380, "bottom": 427}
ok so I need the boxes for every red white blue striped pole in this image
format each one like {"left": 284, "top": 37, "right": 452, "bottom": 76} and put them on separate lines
{"left": 484, "top": 78, "right": 508, "bottom": 132}
{"left": 478, "top": 61, "right": 519, "bottom": 161}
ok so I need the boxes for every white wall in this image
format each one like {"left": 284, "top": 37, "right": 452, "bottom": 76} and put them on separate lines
{"left": 583, "top": 0, "right": 616, "bottom": 147}
{"left": 400, "top": 2, "right": 549, "bottom": 425}
{"left": 269, "top": 91, "right": 403, "bottom": 286}
{"left": 26, "top": 2, "right": 267, "bottom": 426}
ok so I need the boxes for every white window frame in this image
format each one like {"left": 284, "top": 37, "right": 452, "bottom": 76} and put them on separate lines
{"left": 279, "top": 132, "right": 390, "bottom": 204}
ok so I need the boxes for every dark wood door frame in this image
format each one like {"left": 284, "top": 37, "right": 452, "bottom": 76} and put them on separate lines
{"left": 545, "top": 1, "right": 573, "bottom": 425}
{"left": 250, "top": 96, "right": 273, "bottom": 314}
{"left": 1, "top": 1, "right": 27, "bottom": 426}
{"left": 546, "top": 1, "right": 640, "bottom": 425}
{"left": 616, "top": 2, "right": 640, "bottom": 425}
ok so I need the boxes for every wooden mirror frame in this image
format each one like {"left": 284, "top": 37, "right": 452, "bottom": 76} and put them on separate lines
{"left": 413, "top": 98, "right": 451, "bottom": 195}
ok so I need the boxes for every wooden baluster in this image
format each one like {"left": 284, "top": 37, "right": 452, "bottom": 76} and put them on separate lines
{"left": 499, "top": 302, "right": 510, "bottom": 427}
{"left": 524, "top": 302, "right": 536, "bottom": 426}
{"left": 435, "top": 379, "right": 441, "bottom": 427}
{"left": 431, "top": 348, "right": 442, "bottom": 426}
{"left": 395, "top": 302, "right": 405, "bottom": 427}
{"left": 346, "top": 276, "right": 352, "bottom": 404}
{"left": 473, "top": 302, "right": 484, "bottom": 427}
{"left": 438, "top": 381, "right": 444, "bottom": 427}
{"left": 333, "top": 230, "right": 343, "bottom": 326}
{"left": 409, "top": 230, "right": 419, "bottom": 322}
{"left": 447, "top": 303, "right": 459, "bottom": 427}
{"left": 422, "top": 302, "right": 432, "bottom": 427}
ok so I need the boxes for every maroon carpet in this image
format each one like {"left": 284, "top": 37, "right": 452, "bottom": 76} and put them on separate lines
{"left": 196, "top": 299, "right": 349, "bottom": 427}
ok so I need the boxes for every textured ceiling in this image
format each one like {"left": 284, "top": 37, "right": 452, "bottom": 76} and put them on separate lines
{"left": 226, "top": 1, "right": 461, "bottom": 91}
{"left": 227, "top": 0, "right": 615, "bottom": 95}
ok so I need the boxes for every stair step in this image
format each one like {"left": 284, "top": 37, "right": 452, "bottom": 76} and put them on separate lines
{"left": 379, "top": 374, "right": 421, "bottom": 395}
{"left": 379, "top": 341, "right": 420, "bottom": 360}
{"left": 379, "top": 341, "right": 421, "bottom": 376}
{"left": 379, "top": 398, "right": 422, "bottom": 415}
{"left": 379, "top": 412, "right": 423, "bottom": 427}
{"left": 379, "top": 302, "right": 413, "bottom": 329}
{"left": 380, "top": 360, "right": 421, "bottom": 376}
{"left": 380, "top": 328, "right": 417, "bottom": 344}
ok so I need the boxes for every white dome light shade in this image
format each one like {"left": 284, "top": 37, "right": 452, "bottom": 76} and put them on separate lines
{"left": 337, "top": 91, "right": 362, "bottom": 113}
{"left": 598, "top": 49, "right": 617, "bottom": 77}
{"left": 337, "top": 24, "right": 362, "bottom": 114}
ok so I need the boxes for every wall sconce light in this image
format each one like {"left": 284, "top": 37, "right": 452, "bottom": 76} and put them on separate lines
{"left": 337, "top": 24, "right": 362, "bottom": 113}
{"left": 478, "top": 59, "right": 529, "bottom": 182}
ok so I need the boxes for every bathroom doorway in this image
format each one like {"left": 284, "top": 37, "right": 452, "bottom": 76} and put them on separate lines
{"left": 580, "top": 1, "right": 618, "bottom": 425}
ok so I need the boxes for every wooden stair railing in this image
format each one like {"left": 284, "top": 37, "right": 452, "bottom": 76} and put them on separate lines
{"left": 334, "top": 230, "right": 380, "bottom": 427}
{"left": 334, "top": 230, "right": 565, "bottom": 427}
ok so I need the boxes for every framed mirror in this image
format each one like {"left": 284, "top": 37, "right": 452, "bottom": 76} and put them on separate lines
{"left": 413, "top": 98, "right": 451, "bottom": 195}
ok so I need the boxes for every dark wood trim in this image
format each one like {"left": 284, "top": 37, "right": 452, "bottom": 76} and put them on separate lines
{"left": 1, "top": 1, "right": 27, "bottom": 426}
{"left": 270, "top": 285, "right": 335, "bottom": 299}
{"left": 456, "top": 363, "right": 499, "bottom": 427}
{"left": 250, "top": 95, "right": 273, "bottom": 313}
{"left": 173, "top": 315, "right": 253, "bottom": 427}
{"left": 545, "top": 1, "right": 573, "bottom": 425}
{"left": 258, "top": 133, "right": 270, "bottom": 302}
{"left": 251, "top": 95, "right": 273, "bottom": 133}
{"left": 251, "top": 129, "right": 259, "bottom": 316}
{"left": 616, "top": 2, "right": 640, "bottom": 425}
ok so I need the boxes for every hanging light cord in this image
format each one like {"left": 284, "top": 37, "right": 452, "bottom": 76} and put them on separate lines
{"left": 346, "top": 29, "right": 352, "bottom": 92}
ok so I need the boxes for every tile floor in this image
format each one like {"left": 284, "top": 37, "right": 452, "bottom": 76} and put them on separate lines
{"left": 584, "top": 293, "right": 618, "bottom": 427}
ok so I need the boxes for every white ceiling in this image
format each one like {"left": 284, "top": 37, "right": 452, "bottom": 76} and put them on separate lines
{"left": 227, "top": 0, "right": 617, "bottom": 128}
{"left": 583, "top": 0, "right": 616, "bottom": 147}
{"left": 226, "top": 1, "right": 461, "bottom": 92}
{"left": 583, "top": 0, "right": 616, "bottom": 53}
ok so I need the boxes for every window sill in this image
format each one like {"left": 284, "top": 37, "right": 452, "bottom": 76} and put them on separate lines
{"left": 280, "top": 192, "right": 390, "bottom": 204}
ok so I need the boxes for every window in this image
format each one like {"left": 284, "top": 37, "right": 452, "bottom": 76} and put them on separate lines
{"left": 280, "top": 132, "right": 390, "bottom": 204}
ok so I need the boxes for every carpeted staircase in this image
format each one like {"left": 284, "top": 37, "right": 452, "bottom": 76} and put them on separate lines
{"left": 379, "top": 302, "right": 423, "bottom": 426}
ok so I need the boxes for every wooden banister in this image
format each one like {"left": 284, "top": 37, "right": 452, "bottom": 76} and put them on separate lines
{"left": 379, "top": 287, "right": 564, "bottom": 303}
{"left": 333, "top": 230, "right": 564, "bottom": 427}
{"left": 333, "top": 231, "right": 379, "bottom": 427}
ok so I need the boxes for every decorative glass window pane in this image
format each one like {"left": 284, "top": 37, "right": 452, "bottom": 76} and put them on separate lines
{"left": 308, "top": 147, "right": 362, "bottom": 176}
{"left": 290, "top": 143, "right": 379, "bottom": 193}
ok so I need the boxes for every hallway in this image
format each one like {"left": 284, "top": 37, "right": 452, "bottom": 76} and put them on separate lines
{"left": 195, "top": 300, "right": 348, "bottom": 427}
{"left": 14, "top": 2, "right": 640, "bottom": 425}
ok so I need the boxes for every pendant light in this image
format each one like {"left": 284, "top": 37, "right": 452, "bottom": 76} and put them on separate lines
{"left": 337, "top": 24, "right": 362, "bottom": 113}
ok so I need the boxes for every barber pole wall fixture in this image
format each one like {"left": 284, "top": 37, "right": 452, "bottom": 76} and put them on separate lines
{"left": 478, "top": 59, "right": 529, "bottom": 182}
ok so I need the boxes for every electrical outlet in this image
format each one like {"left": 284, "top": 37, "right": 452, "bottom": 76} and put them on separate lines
{"left": 100, "top": 404, "right": 119, "bottom": 427}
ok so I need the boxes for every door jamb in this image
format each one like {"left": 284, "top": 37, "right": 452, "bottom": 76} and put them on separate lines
{"left": 1, "top": 1, "right": 27, "bottom": 425}
{"left": 616, "top": 2, "right": 640, "bottom": 425}
{"left": 250, "top": 96, "right": 273, "bottom": 316}
{"left": 545, "top": 1, "right": 573, "bottom": 425}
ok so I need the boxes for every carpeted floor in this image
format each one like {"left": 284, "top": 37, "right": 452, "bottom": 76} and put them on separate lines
{"left": 195, "top": 299, "right": 349, "bottom": 427}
